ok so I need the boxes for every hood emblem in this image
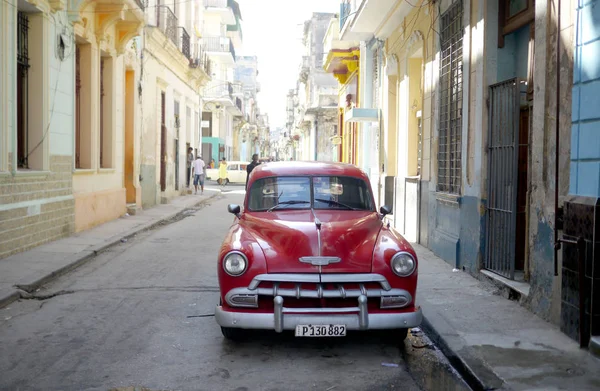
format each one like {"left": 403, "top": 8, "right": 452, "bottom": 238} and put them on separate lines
{"left": 299, "top": 256, "right": 341, "bottom": 266}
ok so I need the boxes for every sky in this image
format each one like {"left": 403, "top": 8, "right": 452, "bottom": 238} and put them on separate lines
{"left": 236, "top": 0, "right": 339, "bottom": 129}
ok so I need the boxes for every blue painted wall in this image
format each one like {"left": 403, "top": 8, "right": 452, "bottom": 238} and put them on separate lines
{"left": 571, "top": 0, "right": 600, "bottom": 197}
{"left": 497, "top": 24, "right": 531, "bottom": 81}
{"left": 202, "top": 137, "right": 224, "bottom": 165}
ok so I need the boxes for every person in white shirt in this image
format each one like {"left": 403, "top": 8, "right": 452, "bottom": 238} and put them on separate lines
{"left": 192, "top": 155, "right": 206, "bottom": 195}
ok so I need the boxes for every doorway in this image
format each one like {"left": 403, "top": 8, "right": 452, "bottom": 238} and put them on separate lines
{"left": 160, "top": 91, "right": 167, "bottom": 192}
{"left": 125, "top": 70, "right": 136, "bottom": 204}
{"left": 485, "top": 78, "right": 529, "bottom": 281}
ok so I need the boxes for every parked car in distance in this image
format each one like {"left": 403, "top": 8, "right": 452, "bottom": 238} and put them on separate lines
{"left": 205, "top": 161, "right": 250, "bottom": 184}
{"left": 215, "top": 161, "right": 422, "bottom": 343}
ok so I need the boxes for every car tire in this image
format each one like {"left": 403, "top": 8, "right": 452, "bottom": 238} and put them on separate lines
{"left": 221, "top": 327, "right": 246, "bottom": 341}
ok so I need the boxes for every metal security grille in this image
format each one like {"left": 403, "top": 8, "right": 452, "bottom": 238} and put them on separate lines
{"left": 17, "top": 11, "right": 30, "bottom": 168}
{"left": 75, "top": 46, "right": 81, "bottom": 168}
{"left": 437, "top": 1, "right": 463, "bottom": 194}
{"left": 100, "top": 58, "right": 105, "bottom": 167}
{"left": 485, "top": 78, "right": 524, "bottom": 279}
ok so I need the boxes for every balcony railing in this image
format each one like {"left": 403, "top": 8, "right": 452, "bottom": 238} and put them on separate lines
{"left": 232, "top": 82, "right": 243, "bottom": 95}
{"left": 340, "top": 1, "right": 351, "bottom": 31}
{"left": 202, "top": 36, "right": 235, "bottom": 59}
{"left": 156, "top": 6, "right": 178, "bottom": 47}
{"left": 204, "top": 80, "right": 233, "bottom": 100}
{"left": 235, "top": 97, "right": 243, "bottom": 112}
{"left": 204, "top": 0, "right": 228, "bottom": 7}
{"left": 190, "top": 43, "right": 212, "bottom": 74}
{"left": 180, "top": 27, "right": 190, "bottom": 59}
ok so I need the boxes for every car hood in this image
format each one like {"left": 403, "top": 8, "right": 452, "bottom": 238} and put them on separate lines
{"left": 242, "top": 210, "right": 383, "bottom": 273}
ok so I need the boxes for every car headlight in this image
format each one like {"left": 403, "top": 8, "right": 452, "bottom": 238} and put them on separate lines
{"left": 390, "top": 252, "right": 416, "bottom": 277}
{"left": 223, "top": 251, "right": 248, "bottom": 276}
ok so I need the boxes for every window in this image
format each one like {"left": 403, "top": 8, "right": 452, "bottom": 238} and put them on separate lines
{"left": 437, "top": 0, "right": 463, "bottom": 194}
{"left": 313, "top": 176, "right": 373, "bottom": 211}
{"left": 75, "top": 46, "right": 81, "bottom": 168}
{"left": 75, "top": 43, "right": 92, "bottom": 169}
{"left": 247, "top": 176, "right": 374, "bottom": 212}
{"left": 100, "top": 55, "right": 114, "bottom": 168}
{"left": 227, "top": 164, "right": 239, "bottom": 171}
{"left": 248, "top": 177, "right": 311, "bottom": 211}
{"left": 16, "top": 11, "right": 29, "bottom": 168}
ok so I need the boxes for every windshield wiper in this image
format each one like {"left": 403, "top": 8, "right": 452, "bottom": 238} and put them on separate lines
{"left": 314, "top": 198, "right": 357, "bottom": 210}
{"left": 267, "top": 200, "right": 310, "bottom": 212}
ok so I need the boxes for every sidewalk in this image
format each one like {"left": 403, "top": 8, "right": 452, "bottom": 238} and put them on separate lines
{"left": 414, "top": 244, "right": 600, "bottom": 391}
{"left": 0, "top": 188, "right": 222, "bottom": 309}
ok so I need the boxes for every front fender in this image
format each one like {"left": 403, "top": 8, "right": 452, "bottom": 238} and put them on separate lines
{"left": 217, "top": 224, "right": 267, "bottom": 304}
{"left": 371, "top": 225, "right": 419, "bottom": 301}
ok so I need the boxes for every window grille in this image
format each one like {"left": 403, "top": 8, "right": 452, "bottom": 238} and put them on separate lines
{"left": 76, "top": 46, "right": 82, "bottom": 168}
{"left": 100, "top": 58, "right": 105, "bottom": 167}
{"left": 17, "top": 11, "right": 30, "bottom": 168}
{"left": 437, "top": 0, "right": 463, "bottom": 194}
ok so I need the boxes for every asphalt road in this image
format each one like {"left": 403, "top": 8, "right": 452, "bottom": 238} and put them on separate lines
{"left": 0, "top": 190, "right": 469, "bottom": 391}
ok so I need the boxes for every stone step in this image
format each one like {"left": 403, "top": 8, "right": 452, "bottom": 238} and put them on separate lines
{"left": 126, "top": 203, "right": 140, "bottom": 216}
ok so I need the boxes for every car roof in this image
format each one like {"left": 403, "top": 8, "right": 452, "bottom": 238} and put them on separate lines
{"left": 249, "top": 161, "right": 370, "bottom": 182}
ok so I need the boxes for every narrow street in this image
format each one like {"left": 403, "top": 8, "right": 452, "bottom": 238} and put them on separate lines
{"left": 0, "top": 188, "right": 468, "bottom": 391}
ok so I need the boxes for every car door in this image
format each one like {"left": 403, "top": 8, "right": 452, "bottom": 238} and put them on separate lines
{"left": 239, "top": 164, "right": 248, "bottom": 183}
{"left": 226, "top": 164, "right": 239, "bottom": 182}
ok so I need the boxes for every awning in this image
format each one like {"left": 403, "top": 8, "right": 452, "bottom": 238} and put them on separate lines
{"left": 344, "top": 108, "right": 378, "bottom": 123}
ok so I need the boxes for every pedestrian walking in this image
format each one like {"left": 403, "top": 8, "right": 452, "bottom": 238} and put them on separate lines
{"left": 246, "top": 153, "right": 261, "bottom": 188}
{"left": 187, "top": 147, "right": 194, "bottom": 188}
{"left": 218, "top": 158, "right": 228, "bottom": 186}
{"left": 192, "top": 155, "right": 206, "bottom": 195}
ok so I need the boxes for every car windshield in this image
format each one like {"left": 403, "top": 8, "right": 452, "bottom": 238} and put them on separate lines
{"left": 247, "top": 176, "right": 374, "bottom": 212}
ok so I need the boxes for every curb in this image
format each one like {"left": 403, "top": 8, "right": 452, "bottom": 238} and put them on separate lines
{"left": 0, "top": 191, "right": 221, "bottom": 308}
{"left": 420, "top": 312, "right": 505, "bottom": 391}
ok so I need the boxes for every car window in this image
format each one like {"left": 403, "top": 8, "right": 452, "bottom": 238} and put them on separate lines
{"left": 240, "top": 164, "right": 248, "bottom": 171}
{"left": 313, "top": 176, "right": 373, "bottom": 211}
{"left": 227, "top": 164, "right": 238, "bottom": 171}
{"left": 248, "top": 177, "right": 311, "bottom": 211}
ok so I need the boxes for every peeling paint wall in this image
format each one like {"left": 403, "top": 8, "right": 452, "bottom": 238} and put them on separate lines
{"left": 525, "top": 0, "right": 574, "bottom": 325}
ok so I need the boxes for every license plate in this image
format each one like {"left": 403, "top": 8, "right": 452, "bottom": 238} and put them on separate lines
{"left": 295, "top": 324, "right": 347, "bottom": 337}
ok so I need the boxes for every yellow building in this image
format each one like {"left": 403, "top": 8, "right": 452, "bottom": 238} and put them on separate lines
{"left": 322, "top": 19, "right": 361, "bottom": 166}
{"left": 70, "top": 0, "right": 145, "bottom": 231}
{"left": 323, "top": 0, "right": 435, "bottom": 242}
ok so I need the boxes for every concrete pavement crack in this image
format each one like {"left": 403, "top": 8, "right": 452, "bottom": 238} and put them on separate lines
{"left": 17, "top": 289, "right": 75, "bottom": 301}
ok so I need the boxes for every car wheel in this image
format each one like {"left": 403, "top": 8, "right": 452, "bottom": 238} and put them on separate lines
{"left": 225, "top": 178, "right": 230, "bottom": 185}
{"left": 221, "top": 327, "right": 247, "bottom": 341}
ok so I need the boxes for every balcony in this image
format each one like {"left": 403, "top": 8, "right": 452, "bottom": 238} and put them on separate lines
{"left": 179, "top": 27, "right": 190, "bottom": 59}
{"left": 204, "top": 80, "right": 234, "bottom": 103}
{"left": 231, "top": 81, "right": 243, "bottom": 96}
{"left": 323, "top": 16, "right": 360, "bottom": 82}
{"left": 190, "top": 43, "right": 211, "bottom": 75}
{"left": 203, "top": 0, "right": 236, "bottom": 25}
{"left": 342, "top": 0, "right": 411, "bottom": 41}
{"left": 201, "top": 36, "right": 236, "bottom": 65}
{"left": 156, "top": 6, "right": 178, "bottom": 48}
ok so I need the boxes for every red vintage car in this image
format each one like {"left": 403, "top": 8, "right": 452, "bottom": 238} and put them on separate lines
{"left": 215, "top": 161, "right": 422, "bottom": 343}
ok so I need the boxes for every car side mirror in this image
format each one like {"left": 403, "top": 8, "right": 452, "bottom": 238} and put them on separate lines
{"left": 228, "top": 204, "right": 241, "bottom": 218}
{"left": 380, "top": 205, "right": 392, "bottom": 217}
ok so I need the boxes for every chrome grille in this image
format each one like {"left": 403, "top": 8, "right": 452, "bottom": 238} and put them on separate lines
{"left": 225, "top": 273, "right": 413, "bottom": 310}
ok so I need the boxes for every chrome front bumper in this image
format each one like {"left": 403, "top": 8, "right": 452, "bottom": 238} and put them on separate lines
{"left": 215, "top": 294, "right": 423, "bottom": 332}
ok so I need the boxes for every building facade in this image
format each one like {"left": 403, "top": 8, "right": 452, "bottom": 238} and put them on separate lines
{"left": 291, "top": 13, "right": 340, "bottom": 163}
{"left": 70, "top": 0, "right": 146, "bottom": 230}
{"left": 139, "top": 0, "right": 210, "bottom": 208}
{"left": 0, "top": 0, "right": 76, "bottom": 258}
{"left": 200, "top": 0, "right": 243, "bottom": 166}
{"left": 320, "top": 0, "right": 597, "bottom": 351}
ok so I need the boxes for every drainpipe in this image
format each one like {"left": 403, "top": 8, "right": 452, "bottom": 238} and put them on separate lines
{"left": 553, "top": 0, "right": 562, "bottom": 277}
